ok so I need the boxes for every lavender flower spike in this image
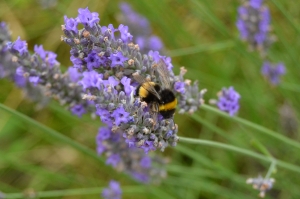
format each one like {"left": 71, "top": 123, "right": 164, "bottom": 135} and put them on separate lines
{"left": 1, "top": 22, "right": 168, "bottom": 183}
{"left": 96, "top": 127, "right": 167, "bottom": 183}
{"left": 261, "top": 61, "right": 285, "bottom": 85}
{"left": 211, "top": 86, "right": 240, "bottom": 116}
{"left": 102, "top": 180, "right": 122, "bottom": 199}
{"left": 118, "top": 2, "right": 164, "bottom": 53}
{"left": 62, "top": 7, "right": 206, "bottom": 153}
{"left": 236, "top": 0, "right": 275, "bottom": 56}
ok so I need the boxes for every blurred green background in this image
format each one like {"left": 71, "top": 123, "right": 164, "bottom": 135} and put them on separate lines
{"left": 1, "top": 0, "right": 300, "bottom": 198}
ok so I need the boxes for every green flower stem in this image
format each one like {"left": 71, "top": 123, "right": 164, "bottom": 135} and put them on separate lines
{"left": 3, "top": 186, "right": 145, "bottom": 199}
{"left": 190, "top": 114, "right": 273, "bottom": 157}
{"left": 265, "top": 160, "right": 277, "bottom": 180}
{"left": 179, "top": 137, "right": 300, "bottom": 174}
{"left": 200, "top": 104, "right": 300, "bottom": 150}
{"left": 250, "top": 138, "right": 273, "bottom": 158}
{"left": 167, "top": 40, "right": 235, "bottom": 57}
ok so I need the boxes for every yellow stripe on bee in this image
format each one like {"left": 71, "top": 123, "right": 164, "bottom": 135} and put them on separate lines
{"left": 159, "top": 98, "right": 177, "bottom": 111}
{"left": 138, "top": 82, "right": 156, "bottom": 98}
{"left": 138, "top": 87, "right": 148, "bottom": 98}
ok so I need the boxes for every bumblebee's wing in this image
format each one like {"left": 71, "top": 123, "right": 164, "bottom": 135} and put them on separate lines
{"left": 153, "top": 59, "right": 172, "bottom": 89}
{"left": 149, "top": 102, "right": 159, "bottom": 126}
{"left": 133, "top": 73, "right": 161, "bottom": 100}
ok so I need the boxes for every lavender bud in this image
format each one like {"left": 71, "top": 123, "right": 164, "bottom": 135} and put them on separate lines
{"left": 102, "top": 180, "right": 122, "bottom": 199}
{"left": 236, "top": 0, "right": 275, "bottom": 56}
{"left": 261, "top": 61, "right": 285, "bottom": 85}
{"left": 117, "top": 2, "right": 164, "bottom": 54}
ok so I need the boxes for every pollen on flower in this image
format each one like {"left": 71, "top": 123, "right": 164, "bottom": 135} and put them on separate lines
{"left": 128, "top": 59, "right": 134, "bottom": 65}
{"left": 82, "top": 30, "right": 90, "bottom": 38}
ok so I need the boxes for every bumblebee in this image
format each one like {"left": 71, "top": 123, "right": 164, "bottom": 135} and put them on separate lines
{"left": 133, "top": 60, "right": 177, "bottom": 119}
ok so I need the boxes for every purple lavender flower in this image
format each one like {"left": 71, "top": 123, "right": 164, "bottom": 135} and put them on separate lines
{"left": 1, "top": 16, "right": 179, "bottom": 184}
{"left": 77, "top": 7, "right": 99, "bottom": 28}
{"left": 118, "top": 24, "right": 133, "bottom": 43}
{"left": 29, "top": 76, "right": 40, "bottom": 86}
{"left": 103, "top": 76, "right": 120, "bottom": 91}
{"left": 68, "top": 67, "right": 82, "bottom": 83}
{"left": 80, "top": 70, "right": 103, "bottom": 90}
{"left": 118, "top": 2, "right": 164, "bottom": 53}
{"left": 47, "top": 51, "right": 59, "bottom": 67}
{"left": 109, "top": 51, "right": 128, "bottom": 68}
{"left": 236, "top": 0, "right": 274, "bottom": 56}
{"left": 96, "top": 107, "right": 114, "bottom": 127}
{"left": 215, "top": 87, "right": 240, "bottom": 116}
{"left": 70, "top": 104, "right": 86, "bottom": 117}
{"left": 250, "top": 0, "right": 263, "bottom": 9}
{"left": 96, "top": 127, "right": 168, "bottom": 183}
{"left": 97, "top": 127, "right": 111, "bottom": 140}
{"left": 130, "top": 172, "right": 149, "bottom": 183}
{"left": 148, "top": 36, "right": 163, "bottom": 51}
{"left": 33, "top": 45, "right": 59, "bottom": 67}
{"left": 60, "top": 7, "right": 205, "bottom": 154}
{"left": 140, "top": 156, "right": 152, "bottom": 168}
{"left": 34, "top": 45, "right": 47, "bottom": 60}
{"left": 70, "top": 55, "right": 83, "bottom": 69}
{"left": 85, "top": 50, "right": 101, "bottom": 70}
{"left": 120, "top": 76, "right": 134, "bottom": 96}
{"left": 102, "top": 180, "right": 122, "bottom": 199}
{"left": 174, "top": 81, "right": 185, "bottom": 94}
{"left": 106, "top": 154, "right": 121, "bottom": 167}
{"left": 101, "top": 24, "right": 118, "bottom": 40}
{"left": 64, "top": 16, "right": 78, "bottom": 34}
{"left": 9, "top": 36, "right": 28, "bottom": 56}
{"left": 111, "top": 106, "right": 130, "bottom": 126}
{"left": 261, "top": 61, "right": 285, "bottom": 85}
{"left": 14, "top": 74, "right": 27, "bottom": 87}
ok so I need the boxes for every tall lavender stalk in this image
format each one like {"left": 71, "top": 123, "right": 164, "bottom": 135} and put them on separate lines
{"left": 236, "top": 0, "right": 275, "bottom": 57}
{"left": 118, "top": 2, "right": 164, "bottom": 54}
{"left": 62, "top": 7, "right": 206, "bottom": 152}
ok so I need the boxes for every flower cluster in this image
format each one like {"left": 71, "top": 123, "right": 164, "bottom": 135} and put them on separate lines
{"left": 118, "top": 2, "right": 163, "bottom": 54}
{"left": 102, "top": 180, "right": 122, "bottom": 199}
{"left": 0, "top": 6, "right": 206, "bottom": 187}
{"left": 246, "top": 176, "right": 275, "bottom": 198}
{"left": 210, "top": 86, "right": 240, "bottom": 116}
{"left": 236, "top": 0, "right": 275, "bottom": 56}
{"left": 0, "top": 20, "right": 168, "bottom": 184}
{"left": 5, "top": 36, "right": 89, "bottom": 111}
{"left": 236, "top": 0, "right": 286, "bottom": 86}
{"left": 97, "top": 127, "right": 167, "bottom": 183}
{"left": 261, "top": 61, "right": 285, "bottom": 85}
{"left": 61, "top": 7, "right": 205, "bottom": 153}
{"left": 0, "top": 22, "right": 18, "bottom": 79}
